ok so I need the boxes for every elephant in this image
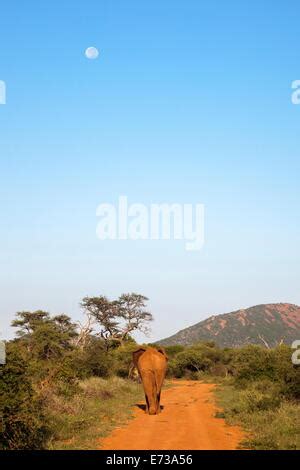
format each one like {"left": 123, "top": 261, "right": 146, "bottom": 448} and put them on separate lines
{"left": 132, "top": 346, "right": 168, "bottom": 415}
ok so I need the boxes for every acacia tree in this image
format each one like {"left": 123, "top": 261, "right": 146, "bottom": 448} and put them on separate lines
{"left": 80, "top": 293, "right": 153, "bottom": 349}
{"left": 11, "top": 310, "right": 49, "bottom": 337}
{"left": 118, "top": 293, "right": 153, "bottom": 338}
{"left": 11, "top": 310, "right": 78, "bottom": 360}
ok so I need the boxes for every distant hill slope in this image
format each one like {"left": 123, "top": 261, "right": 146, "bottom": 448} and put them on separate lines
{"left": 159, "top": 303, "right": 300, "bottom": 348}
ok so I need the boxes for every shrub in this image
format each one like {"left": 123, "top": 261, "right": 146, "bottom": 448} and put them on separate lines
{"left": 230, "top": 344, "right": 300, "bottom": 400}
{"left": 209, "top": 364, "right": 228, "bottom": 377}
{"left": 216, "top": 382, "right": 300, "bottom": 450}
{"left": 236, "top": 380, "right": 281, "bottom": 413}
{"left": 163, "top": 345, "right": 185, "bottom": 358}
{"left": 72, "top": 338, "right": 114, "bottom": 379}
{"left": 169, "top": 349, "right": 213, "bottom": 377}
{"left": 231, "top": 345, "right": 274, "bottom": 384}
{"left": 271, "top": 345, "right": 300, "bottom": 400}
{"left": 0, "top": 343, "right": 49, "bottom": 449}
{"left": 111, "top": 342, "right": 139, "bottom": 378}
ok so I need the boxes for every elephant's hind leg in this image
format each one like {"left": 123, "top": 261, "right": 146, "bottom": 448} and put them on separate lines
{"left": 141, "top": 370, "right": 158, "bottom": 415}
{"left": 145, "top": 394, "right": 149, "bottom": 414}
{"left": 157, "top": 391, "right": 161, "bottom": 413}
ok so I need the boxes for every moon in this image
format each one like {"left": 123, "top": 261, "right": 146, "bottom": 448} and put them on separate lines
{"left": 85, "top": 47, "right": 99, "bottom": 60}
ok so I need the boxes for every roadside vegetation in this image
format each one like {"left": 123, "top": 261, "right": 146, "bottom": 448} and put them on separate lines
{"left": 0, "top": 294, "right": 150, "bottom": 450}
{"left": 215, "top": 382, "right": 299, "bottom": 450}
{"left": 0, "top": 296, "right": 299, "bottom": 450}
{"left": 47, "top": 377, "right": 142, "bottom": 450}
{"left": 165, "top": 342, "right": 300, "bottom": 449}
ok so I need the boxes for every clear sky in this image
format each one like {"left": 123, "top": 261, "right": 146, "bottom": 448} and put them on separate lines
{"left": 0, "top": 1, "right": 299, "bottom": 342}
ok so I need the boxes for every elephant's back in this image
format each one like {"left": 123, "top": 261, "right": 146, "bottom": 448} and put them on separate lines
{"left": 138, "top": 348, "right": 167, "bottom": 371}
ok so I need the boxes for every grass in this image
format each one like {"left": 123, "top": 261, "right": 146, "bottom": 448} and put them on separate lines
{"left": 214, "top": 380, "right": 300, "bottom": 450}
{"left": 46, "top": 377, "right": 143, "bottom": 450}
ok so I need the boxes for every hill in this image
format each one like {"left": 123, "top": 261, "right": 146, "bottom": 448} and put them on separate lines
{"left": 159, "top": 303, "right": 300, "bottom": 348}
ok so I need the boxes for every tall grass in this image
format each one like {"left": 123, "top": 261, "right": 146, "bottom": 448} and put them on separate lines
{"left": 215, "top": 381, "right": 300, "bottom": 450}
{"left": 46, "top": 377, "right": 143, "bottom": 450}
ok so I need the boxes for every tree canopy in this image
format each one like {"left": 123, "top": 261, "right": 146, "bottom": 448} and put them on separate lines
{"left": 81, "top": 293, "right": 153, "bottom": 348}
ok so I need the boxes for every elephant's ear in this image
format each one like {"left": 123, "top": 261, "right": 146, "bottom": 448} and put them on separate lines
{"left": 157, "top": 347, "right": 168, "bottom": 361}
{"left": 132, "top": 347, "right": 147, "bottom": 367}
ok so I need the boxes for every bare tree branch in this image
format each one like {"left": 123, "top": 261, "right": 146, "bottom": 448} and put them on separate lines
{"left": 80, "top": 293, "right": 153, "bottom": 350}
{"left": 258, "top": 334, "right": 270, "bottom": 349}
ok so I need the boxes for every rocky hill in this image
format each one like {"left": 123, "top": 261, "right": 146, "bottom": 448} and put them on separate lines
{"left": 159, "top": 303, "right": 300, "bottom": 348}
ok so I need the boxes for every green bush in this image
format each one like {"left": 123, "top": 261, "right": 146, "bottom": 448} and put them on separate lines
{"left": 209, "top": 364, "right": 229, "bottom": 377}
{"left": 231, "top": 345, "right": 274, "bottom": 384}
{"left": 0, "top": 343, "right": 49, "bottom": 449}
{"left": 169, "top": 349, "right": 213, "bottom": 377}
{"left": 232, "top": 380, "right": 282, "bottom": 414}
{"left": 72, "top": 338, "right": 114, "bottom": 379}
{"left": 47, "top": 377, "right": 143, "bottom": 449}
{"left": 270, "top": 345, "right": 300, "bottom": 400}
{"left": 111, "top": 342, "right": 139, "bottom": 378}
{"left": 229, "top": 344, "right": 300, "bottom": 400}
{"left": 163, "top": 345, "right": 185, "bottom": 358}
{"left": 216, "top": 382, "right": 300, "bottom": 450}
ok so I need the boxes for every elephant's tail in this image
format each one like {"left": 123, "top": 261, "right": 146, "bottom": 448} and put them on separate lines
{"left": 148, "top": 370, "right": 158, "bottom": 394}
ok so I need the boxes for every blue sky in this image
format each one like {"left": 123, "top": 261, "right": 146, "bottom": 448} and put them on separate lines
{"left": 0, "top": 1, "right": 300, "bottom": 342}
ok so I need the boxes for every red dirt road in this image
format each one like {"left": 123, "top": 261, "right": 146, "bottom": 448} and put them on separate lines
{"left": 99, "top": 381, "right": 245, "bottom": 450}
